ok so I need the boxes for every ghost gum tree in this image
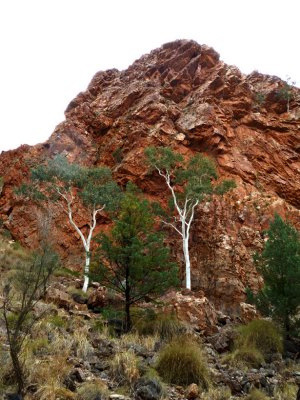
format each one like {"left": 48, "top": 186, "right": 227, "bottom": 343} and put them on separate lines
{"left": 17, "top": 155, "right": 121, "bottom": 292}
{"left": 145, "top": 146, "right": 235, "bottom": 290}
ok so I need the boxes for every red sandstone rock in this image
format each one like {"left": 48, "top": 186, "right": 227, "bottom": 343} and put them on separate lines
{"left": 1, "top": 39, "right": 300, "bottom": 314}
{"left": 162, "top": 290, "right": 218, "bottom": 334}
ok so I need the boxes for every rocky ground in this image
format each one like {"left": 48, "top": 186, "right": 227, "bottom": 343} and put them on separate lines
{"left": 1, "top": 263, "right": 300, "bottom": 400}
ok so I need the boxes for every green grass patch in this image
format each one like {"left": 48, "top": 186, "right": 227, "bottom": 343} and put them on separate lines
{"left": 236, "top": 319, "right": 283, "bottom": 356}
{"left": 156, "top": 335, "right": 210, "bottom": 387}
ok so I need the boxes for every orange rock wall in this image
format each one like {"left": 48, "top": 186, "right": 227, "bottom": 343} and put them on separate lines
{"left": 1, "top": 40, "right": 300, "bottom": 313}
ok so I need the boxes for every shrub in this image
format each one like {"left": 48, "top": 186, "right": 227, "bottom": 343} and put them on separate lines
{"left": 156, "top": 335, "right": 210, "bottom": 387}
{"left": 236, "top": 319, "right": 283, "bottom": 356}
{"left": 245, "top": 388, "right": 269, "bottom": 400}
{"left": 76, "top": 380, "right": 109, "bottom": 400}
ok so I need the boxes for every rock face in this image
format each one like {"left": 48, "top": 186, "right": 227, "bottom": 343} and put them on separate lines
{"left": 1, "top": 39, "right": 300, "bottom": 314}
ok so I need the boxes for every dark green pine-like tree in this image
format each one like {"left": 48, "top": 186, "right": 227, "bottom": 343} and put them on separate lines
{"left": 252, "top": 214, "right": 300, "bottom": 338}
{"left": 95, "top": 184, "right": 178, "bottom": 332}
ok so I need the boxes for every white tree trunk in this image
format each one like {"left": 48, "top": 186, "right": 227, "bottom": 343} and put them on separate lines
{"left": 57, "top": 189, "right": 104, "bottom": 293}
{"left": 183, "top": 237, "right": 191, "bottom": 290}
{"left": 156, "top": 168, "right": 199, "bottom": 290}
{"left": 82, "top": 249, "right": 90, "bottom": 293}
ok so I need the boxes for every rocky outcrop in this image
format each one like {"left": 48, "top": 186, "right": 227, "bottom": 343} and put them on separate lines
{"left": 1, "top": 39, "right": 300, "bottom": 314}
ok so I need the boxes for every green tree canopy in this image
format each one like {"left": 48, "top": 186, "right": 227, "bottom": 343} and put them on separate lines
{"left": 94, "top": 184, "right": 178, "bottom": 332}
{"left": 17, "top": 154, "right": 121, "bottom": 291}
{"left": 251, "top": 214, "right": 300, "bottom": 338}
{"left": 145, "top": 146, "right": 235, "bottom": 290}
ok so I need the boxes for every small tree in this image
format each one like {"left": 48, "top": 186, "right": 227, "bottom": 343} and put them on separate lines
{"left": 95, "top": 184, "right": 178, "bottom": 332}
{"left": 276, "top": 76, "right": 295, "bottom": 113}
{"left": 251, "top": 214, "right": 300, "bottom": 338}
{"left": 1, "top": 242, "right": 58, "bottom": 397}
{"left": 17, "top": 155, "right": 121, "bottom": 292}
{"left": 145, "top": 146, "right": 235, "bottom": 290}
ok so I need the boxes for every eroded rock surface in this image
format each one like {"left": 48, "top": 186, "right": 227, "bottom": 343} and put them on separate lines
{"left": 1, "top": 39, "right": 300, "bottom": 314}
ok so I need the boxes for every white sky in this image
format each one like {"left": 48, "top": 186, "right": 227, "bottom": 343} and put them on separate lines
{"left": 1, "top": 0, "right": 299, "bottom": 152}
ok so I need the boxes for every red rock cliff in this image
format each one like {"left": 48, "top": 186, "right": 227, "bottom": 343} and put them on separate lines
{"left": 1, "top": 40, "right": 300, "bottom": 312}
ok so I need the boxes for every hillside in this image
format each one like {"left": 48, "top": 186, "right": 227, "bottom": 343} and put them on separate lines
{"left": 1, "top": 39, "right": 300, "bottom": 313}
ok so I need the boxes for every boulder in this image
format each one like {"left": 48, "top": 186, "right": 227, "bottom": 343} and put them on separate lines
{"left": 134, "top": 377, "right": 163, "bottom": 400}
{"left": 162, "top": 290, "right": 218, "bottom": 334}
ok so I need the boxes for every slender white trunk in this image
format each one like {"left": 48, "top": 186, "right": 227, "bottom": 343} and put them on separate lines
{"left": 82, "top": 248, "right": 90, "bottom": 293}
{"left": 57, "top": 188, "right": 104, "bottom": 293}
{"left": 183, "top": 237, "right": 191, "bottom": 290}
{"left": 157, "top": 168, "right": 198, "bottom": 290}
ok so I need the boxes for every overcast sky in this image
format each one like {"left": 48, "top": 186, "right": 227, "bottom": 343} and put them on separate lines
{"left": 1, "top": 0, "right": 299, "bottom": 152}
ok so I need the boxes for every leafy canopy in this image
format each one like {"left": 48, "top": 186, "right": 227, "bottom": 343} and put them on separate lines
{"left": 94, "top": 183, "right": 178, "bottom": 331}
{"left": 17, "top": 154, "right": 121, "bottom": 211}
{"left": 145, "top": 146, "right": 235, "bottom": 205}
{"left": 250, "top": 214, "right": 300, "bottom": 336}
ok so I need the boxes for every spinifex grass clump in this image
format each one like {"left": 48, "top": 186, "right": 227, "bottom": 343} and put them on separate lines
{"left": 225, "top": 319, "right": 283, "bottom": 368}
{"left": 156, "top": 335, "right": 210, "bottom": 387}
{"left": 245, "top": 388, "right": 269, "bottom": 400}
{"left": 236, "top": 319, "right": 283, "bottom": 356}
{"left": 133, "top": 310, "right": 184, "bottom": 340}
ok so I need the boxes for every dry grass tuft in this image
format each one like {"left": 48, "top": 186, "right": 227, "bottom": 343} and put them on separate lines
{"left": 110, "top": 349, "right": 140, "bottom": 387}
{"left": 76, "top": 380, "right": 109, "bottom": 400}
{"left": 200, "top": 386, "right": 231, "bottom": 400}
{"left": 245, "top": 388, "right": 269, "bottom": 400}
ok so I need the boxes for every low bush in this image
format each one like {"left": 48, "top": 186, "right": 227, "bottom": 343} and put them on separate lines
{"left": 236, "top": 319, "right": 283, "bottom": 356}
{"left": 155, "top": 335, "right": 210, "bottom": 387}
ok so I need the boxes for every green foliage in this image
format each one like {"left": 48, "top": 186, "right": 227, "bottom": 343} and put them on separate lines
{"left": 225, "top": 319, "right": 282, "bottom": 369}
{"left": 145, "top": 146, "right": 235, "bottom": 290}
{"left": 1, "top": 242, "right": 59, "bottom": 395}
{"left": 20, "top": 154, "right": 121, "bottom": 212}
{"left": 16, "top": 154, "right": 122, "bottom": 292}
{"left": 145, "top": 147, "right": 235, "bottom": 205}
{"left": 156, "top": 335, "right": 210, "bottom": 387}
{"left": 236, "top": 319, "right": 283, "bottom": 356}
{"left": 145, "top": 146, "right": 183, "bottom": 173}
{"left": 46, "top": 315, "right": 67, "bottom": 329}
{"left": 95, "top": 185, "right": 178, "bottom": 331}
{"left": 252, "top": 214, "right": 300, "bottom": 336}
{"left": 133, "top": 310, "right": 184, "bottom": 340}
{"left": 224, "top": 345, "right": 264, "bottom": 369}
{"left": 253, "top": 91, "right": 266, "bottom": 110}
{"left": 276, "top": 77, "right": 295, "bottom": 112}
{"left": 112, "top": 148, "right": 124, "bottom": 164}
